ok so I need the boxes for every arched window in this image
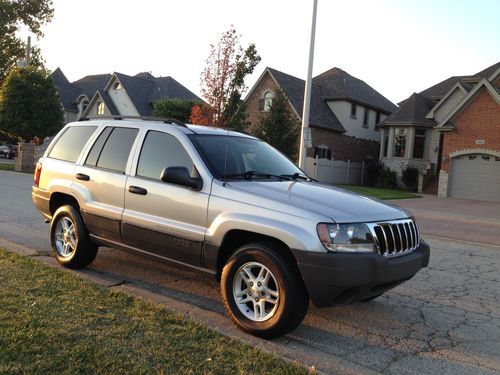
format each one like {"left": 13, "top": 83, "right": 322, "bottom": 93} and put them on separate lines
{"left": 263, "top": 91, "right": 274, "bottom": 112}
{"left": 113, "top": 81, "right": 123, "bottom": 90}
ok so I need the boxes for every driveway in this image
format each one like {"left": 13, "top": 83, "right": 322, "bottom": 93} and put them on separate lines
{"left": 1, "top": 170, "right": 499, "bottom": 374}
{"left": 389, "top": 195, "right": 500, "bottom": 247}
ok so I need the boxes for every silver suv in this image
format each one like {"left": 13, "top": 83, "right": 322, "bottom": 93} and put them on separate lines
{"left": 32, "top": 118, "right": 430, "bottom": 338}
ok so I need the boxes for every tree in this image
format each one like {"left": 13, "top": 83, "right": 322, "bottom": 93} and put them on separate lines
{"left": 189, "top": 104, "right": 214, "bottom": 126}
{"left": 198, "top": 26, "right": 260, "bottom": 127}
{"left": 152, "top": 98, "right": 199, "bottom": 123}
{"left": 253, "top": 90, "right": 299, "bottom": 160}
{"left": 0, "top": 67, "right": 64, "bottom": 140}
{"left": 0, "top": 0, "right": 54, "bottom": 82}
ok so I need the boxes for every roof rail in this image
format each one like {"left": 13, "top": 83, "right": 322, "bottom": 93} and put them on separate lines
{"left": 223, "top": 127, "right": 252, "bottom": 136}
{"left": 79, "top": 115, "right": 189, "bottom": 128}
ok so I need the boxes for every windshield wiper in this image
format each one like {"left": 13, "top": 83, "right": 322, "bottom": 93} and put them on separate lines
{"left": 280, "top": 173, "right": 312, "bottom": 182}
{"left": 222, "top": 171, "right": 292, "bottom": 181}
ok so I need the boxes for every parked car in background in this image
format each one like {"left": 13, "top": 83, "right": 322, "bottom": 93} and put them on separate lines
{"left": 0, "top": 144, "right": 17, "bottom": 159}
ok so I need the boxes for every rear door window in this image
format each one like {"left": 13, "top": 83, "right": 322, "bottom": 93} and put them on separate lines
{"left": 48, "top": 126, "right": 97, "bottom": 162}
{"left": 94, "top": 127, "right": 138, "bottom": 173}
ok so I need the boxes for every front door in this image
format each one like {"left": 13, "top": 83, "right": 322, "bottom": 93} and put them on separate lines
{"left": 122, "top": 130, "right": 209, "bottom": 266}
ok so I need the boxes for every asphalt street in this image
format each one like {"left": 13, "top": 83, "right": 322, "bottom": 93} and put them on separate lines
{"left": 1, "top": 169, "right": 499, "bottom": 374}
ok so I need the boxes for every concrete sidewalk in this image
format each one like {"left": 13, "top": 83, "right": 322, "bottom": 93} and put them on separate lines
{"left": 389, "top": 195, "right": 500, "bottom": 247}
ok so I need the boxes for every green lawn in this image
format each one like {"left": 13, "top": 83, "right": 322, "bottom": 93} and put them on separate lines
{"left": 0, "top": 249, "right": 307, "bottom": 374}
{"left": 0, "top": 162, "right": 14, "bottom": 171}
{"left": 336, "top": 185, "right": 421, "bottom": 200}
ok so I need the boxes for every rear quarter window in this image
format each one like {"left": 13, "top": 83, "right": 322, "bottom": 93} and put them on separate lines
{"left": 48, "top": 126, "right": 97, "bottom": 163}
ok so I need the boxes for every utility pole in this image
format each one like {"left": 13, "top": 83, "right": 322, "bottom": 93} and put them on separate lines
{"left": 26, "top": 36, "right": 31, "bottom": 66}
{"left": 298, "top": 0, "right": 318, "bottom": 170}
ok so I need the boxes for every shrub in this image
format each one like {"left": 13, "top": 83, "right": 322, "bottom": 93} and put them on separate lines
{"left": 376, "top": 167, "right": 398, "bottom": 188}
{"left": 402, "top": 166, "right": 419, "bottom": 190}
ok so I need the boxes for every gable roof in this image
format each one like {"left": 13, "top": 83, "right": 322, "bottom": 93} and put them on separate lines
{"left": 388, "top": 61, "right": 500, "bottom": 126}
{"left": 380, "top": 93, "right": 435, "bottom": 127}
{"left": 81, "top": 89, "right": 119, "bottom": 118}
{"left": 52, "top": 68, "right": 201, "bottom": 119}
{"left": 267, "top": 68, "right": 345, "bottom": 132}
{"left": 313, "top": 67, "right": 397, "bottom": 113}
{"left": 436, "top": 78, "right": 500, "bottom": 130}
{"left": 425, "top": 82, "right": 469, "bottom": 119}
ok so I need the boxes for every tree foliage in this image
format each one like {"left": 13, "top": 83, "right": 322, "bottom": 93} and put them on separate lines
{"left": 152, "top": 98, "right": 199, "bottom": 123}
{"left": 197, "top": 26, "right": 260, "bottom": 127}
{"left": 0, "top": 67, "right": 64, "bottom": 140}
{"left": 253, "top": 90, "right": 299, "bottom": 160}
{"left": 0, "top": 0, "right": 54, "bottom": 82}
{"left": 189, "top": 104, "right": 214, "bottom": 126}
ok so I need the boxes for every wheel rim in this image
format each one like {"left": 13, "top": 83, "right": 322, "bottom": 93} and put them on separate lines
{"left": 232, "top": 261, "right": 280, "bottom": 322}
{"left": 54, "top": 217, "right": 77, "bottom": 258}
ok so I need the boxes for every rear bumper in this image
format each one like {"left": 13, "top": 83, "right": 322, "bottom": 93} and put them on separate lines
{"left": 32, "top": 186, "right": 51, "bottom": 220}
{"left": 292, "top": 240, "right": 430, "bottom": 307}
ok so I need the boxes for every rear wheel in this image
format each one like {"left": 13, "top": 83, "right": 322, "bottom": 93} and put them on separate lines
{"left": 50, "top": 205, "right": 98, "bottom": 268}
{"left": 221, "top": 242, "right": 308, "bottom": 338}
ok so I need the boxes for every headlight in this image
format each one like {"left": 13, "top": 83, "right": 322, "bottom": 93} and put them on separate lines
{"left": 317, "top": 223, "right": 376, "bottom": 253}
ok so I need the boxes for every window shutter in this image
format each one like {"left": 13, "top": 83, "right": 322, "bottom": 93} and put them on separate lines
{"left": 258, "top": 99, "right": 264, "bottom": 111}
{"left": 314, "top": 147, "right": 319, "bottom": 158}
{"left": 327, "top": 150, "right": 332, "bottom": 160}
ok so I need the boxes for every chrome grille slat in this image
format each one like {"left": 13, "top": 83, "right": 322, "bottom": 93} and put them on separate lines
{"left": 368, "top": 219, "right": 420, "bottom": 258}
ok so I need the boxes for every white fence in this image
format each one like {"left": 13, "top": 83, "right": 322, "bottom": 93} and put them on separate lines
{"left": 305, "top": 157, "right": 365, "bottom": 185}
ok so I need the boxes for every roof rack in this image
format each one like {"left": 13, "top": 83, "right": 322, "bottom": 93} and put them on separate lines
{"left": 80, "top": 115, "right": 189, "bottom": 128}
{"left": 223, "top": 128, "right": 252, "bottom": 136}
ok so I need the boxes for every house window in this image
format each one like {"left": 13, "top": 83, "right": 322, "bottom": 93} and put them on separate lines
{"left": 97, "top": 102, "right": 105, "bottom": 115}
{"left": 350, "top": 103, "right": 357, "bottom": 118}
{"left": 363, "top": 108, "right": 369, "bottom": 127}
{"left": 382, "top": 128, "right": 389, "bottom": 157}
{"left": 393, "top": 128, "right": 407, "bottom": 157}
{"left": 314, "top": 146, "right": 331, "bottom": 160}
{"left": 412, "top": 129, "right": 427, "bottom": 159}
{"left": 113, "top": 82, "right": 123, "bottom": 90}
{"left": 263, "top": 91, "right": 274, "bottom": 111}
{"left": 375, "top": 111, "right": 381, "bottom": 124}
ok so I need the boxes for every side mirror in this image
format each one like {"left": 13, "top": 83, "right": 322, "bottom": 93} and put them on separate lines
{"left": 160, "top": 166, "right": 203, "bottom": 190}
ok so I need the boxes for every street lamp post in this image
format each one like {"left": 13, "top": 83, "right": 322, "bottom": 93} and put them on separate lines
{"left": 298, "top": 0, "right": 318, "bottom": 170}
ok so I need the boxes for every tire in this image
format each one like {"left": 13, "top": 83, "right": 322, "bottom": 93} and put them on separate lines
{"left": 50, "top": 205, "right": 98, "bottom": 269}
{"left": 221, "top": 242, "right": 309, "bottom": 338}
{"left": 360, "top": 293, "right": 384, "bottom": 302}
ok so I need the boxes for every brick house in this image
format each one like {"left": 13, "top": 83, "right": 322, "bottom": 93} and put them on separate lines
{"left": 51, "top": 68, "right": 201, "bottom": 124}
{"left": 245, "top": 67, "right": 396, "bottom": 167}
{"left": 379, "top": 62, "right": 500, "bottom": 202}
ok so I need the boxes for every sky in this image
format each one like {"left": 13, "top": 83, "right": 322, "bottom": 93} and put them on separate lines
{"left": 19, "top": 0, "right": 500, "bottom": 104}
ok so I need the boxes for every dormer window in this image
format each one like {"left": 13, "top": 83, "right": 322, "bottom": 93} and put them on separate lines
{"left": 97, "top": 102, "right": 105, "bottom": 115}
{"left": 113, "top": 82, "right": 123, "bottom": 90}
{"left": 263, "top": 91, "right": 274, "bottom": 112}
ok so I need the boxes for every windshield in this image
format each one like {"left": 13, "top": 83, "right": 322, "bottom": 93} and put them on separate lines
{"left": 188, "top": 135, "right": 305, "bottom": 180}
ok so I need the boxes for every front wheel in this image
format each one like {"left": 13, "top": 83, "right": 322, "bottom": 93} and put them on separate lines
{"left": 221, "top": 242, "right": 309, "bottom": 338}
{"left": 50, "top": 205, "right": 98, "bottom": 268}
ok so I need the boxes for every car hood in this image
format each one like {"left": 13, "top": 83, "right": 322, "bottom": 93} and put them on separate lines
{"left": 227, "top": 180, "right": 411, "bottom": 223}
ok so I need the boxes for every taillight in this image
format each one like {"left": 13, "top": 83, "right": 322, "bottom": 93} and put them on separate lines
{"left": 34, "top": 162, "right": 42, "bottom": 187}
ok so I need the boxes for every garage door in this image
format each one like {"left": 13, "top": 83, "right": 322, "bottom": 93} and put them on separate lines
{"left": 449, "top": 154, "right": 500, "bottom": 202}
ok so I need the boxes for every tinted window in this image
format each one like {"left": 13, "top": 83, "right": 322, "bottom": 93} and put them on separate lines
{"left": 137, "top": 131, "right": 194, "bottom": 180}
{"left": 48, "top": 126, "right": 97, "bottom": 162}
{"left": 85, "top": 127, "right": 113, "bottom": 166}
{"left": 189, "top": 135, "right": 302, "bottom": 179}
{"left": 96, "top": 127, "right": 138, "bottom": 172}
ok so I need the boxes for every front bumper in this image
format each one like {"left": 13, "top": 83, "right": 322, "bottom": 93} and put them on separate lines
{"left": 292, "top": 240, "right": 430, "bottom": 307}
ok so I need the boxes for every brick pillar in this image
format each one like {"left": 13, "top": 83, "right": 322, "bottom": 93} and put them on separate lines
{"left": 15, "top": 142, "right": 35, "bottom": 173}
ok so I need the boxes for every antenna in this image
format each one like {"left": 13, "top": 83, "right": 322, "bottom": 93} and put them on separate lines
{"left": 222, "top": 141, "right": 228, "bottom": 186}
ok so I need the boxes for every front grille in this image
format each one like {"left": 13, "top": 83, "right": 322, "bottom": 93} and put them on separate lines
{"left": 368, "top": 219, "right": 419, "bottom": 258}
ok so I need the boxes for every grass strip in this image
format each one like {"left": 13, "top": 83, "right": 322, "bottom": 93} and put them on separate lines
{"left": 336, "top": 185, "right": 421, "bottom": 200}
{"left": 0, "top": 249, "right": 307, "bottom": 374}
{"left": 0, "top": 163, "right": 14, "bottom": 171}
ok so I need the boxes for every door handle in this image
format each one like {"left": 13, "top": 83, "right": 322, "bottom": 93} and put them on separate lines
{"left": 75, "top": 173, "right": 90, "bottom": 181}
{"left": 128, "top": 185, "right": 148, "bottom": 195}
